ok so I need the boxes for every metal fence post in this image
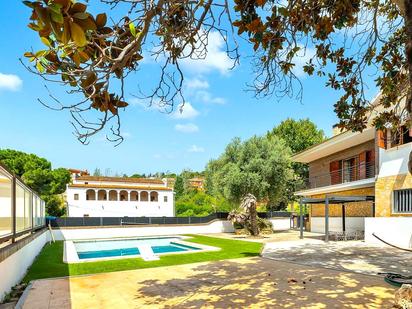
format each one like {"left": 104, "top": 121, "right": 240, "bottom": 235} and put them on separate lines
{"left": 11, "top": 176, "right": 16, "bottom": 243}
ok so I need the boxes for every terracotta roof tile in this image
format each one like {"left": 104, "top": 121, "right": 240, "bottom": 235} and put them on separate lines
{"left": 76, "top": 175, "right": 164, "bottom": 185}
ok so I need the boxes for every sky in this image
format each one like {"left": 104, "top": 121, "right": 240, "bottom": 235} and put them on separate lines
{"left": 0, "top": 2, "right": 379, "bottom": 175}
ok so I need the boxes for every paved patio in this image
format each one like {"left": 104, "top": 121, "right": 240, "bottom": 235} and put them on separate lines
{"left": 203, "top": 230, "right": 324, "bottom": 243}
{"left": 263, "top": 240, "right": 412, "bottom": 276}
{"left": 20, "top": 257, "right": 395, "bottom": 308}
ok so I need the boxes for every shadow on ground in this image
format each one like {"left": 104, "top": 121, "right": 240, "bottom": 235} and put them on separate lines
{"left": 134, "top": 257, "right": 394, "bottom": 308}
{"left": 262, "top": 241, "right": 412, "bottom": 276}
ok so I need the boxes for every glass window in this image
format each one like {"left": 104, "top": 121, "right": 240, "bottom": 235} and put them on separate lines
{"left": 164, "top": 196, "right": 168, "bottom": 203}
{"left": 24, "top": 190, "right": 32, "bottom": 230}
{"left": 0, "top": 170, "right": 12, "bottom": 237}
{"left": 16, "top": 183, "right": 25, "bottom": 232}
{"left": 74, "top": 193, "right": 79, "bottom": 200}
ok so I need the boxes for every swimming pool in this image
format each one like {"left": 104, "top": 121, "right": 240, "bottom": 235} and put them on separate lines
{"left": 64, "top": 236, "right": 218, "bottom": 263}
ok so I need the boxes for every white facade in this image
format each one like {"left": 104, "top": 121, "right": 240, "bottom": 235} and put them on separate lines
{"left": 66, "top": 175, "right": 175, "bottom": 217}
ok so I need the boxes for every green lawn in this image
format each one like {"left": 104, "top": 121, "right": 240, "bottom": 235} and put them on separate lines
{"left": 23, "top": 235, "right": 263, "bottom": 282}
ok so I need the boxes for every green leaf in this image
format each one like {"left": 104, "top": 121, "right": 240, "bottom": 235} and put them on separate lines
{"left": 70, "top": 22, "right": 87, "bottom": 47}
{"left": 50, "top": 11, "right": 64, "bottom": 24}
{"left": 40, "top": 37, "right": 52, "bottom": 47}
{"left": 129, "top": 22, "right": 136, "bottom": 37}
{"left": 36, "top": 61, "right": 45, "bottom": 73}
{"left": 48, "top": 3, "right": 63, "bottom": 14}
{"left": 73, "top": 12, "right": 89, "bottom": 20}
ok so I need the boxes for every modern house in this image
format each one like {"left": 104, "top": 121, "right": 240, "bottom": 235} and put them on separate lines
{"left": 293, "top": 102, "right": 412, "bottom": 245}
{"left": 66, "top": 173, "right": 175, "bottom": 217}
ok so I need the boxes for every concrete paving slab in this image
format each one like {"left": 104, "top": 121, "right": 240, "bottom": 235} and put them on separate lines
{"left": 263, "top": 241, "right": 412, "bottom": 276}
{"left": 20, "top": 257, "right": 396, "bottom": 308}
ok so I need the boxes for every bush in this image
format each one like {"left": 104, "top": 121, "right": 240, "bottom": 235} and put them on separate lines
{"left": 175, "top": 191, "right": 232, "bottom": 217}
{"left": 43, "top": 194, "right": 66, "bottom": 217}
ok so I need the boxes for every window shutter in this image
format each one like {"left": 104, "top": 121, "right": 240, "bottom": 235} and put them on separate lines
{"left": 330, "top": 160, "right": 341, "bottom": 185}
{"left": 359, "top": 151, "right": 366, "bottom": 179}
{"left": 377, "top": 130, "right": 386, "bottom": 149}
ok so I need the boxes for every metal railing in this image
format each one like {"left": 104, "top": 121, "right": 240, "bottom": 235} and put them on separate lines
{"left": 47, "top": 211, "right": 292, "bottom": 227}
{"left": 299, "top": 161, "right": 375, "bottom": 191}
{"left": 0, "top": 163, "right": 46, "bottom": 244}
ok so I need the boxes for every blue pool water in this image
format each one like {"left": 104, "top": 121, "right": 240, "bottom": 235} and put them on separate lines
{"left": 74, "top": 238, "right": 200, "bottom": 260}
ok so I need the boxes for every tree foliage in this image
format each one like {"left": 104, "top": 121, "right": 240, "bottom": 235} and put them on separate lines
{"left": 269, "top": 118, "right": 326, "bottom": 154}
{"left": 268, "top": 118, "right": 326, "bottom": 203}
{"left": 205, "top": 135, "right": 294, "bottom": 207}
{"left": 175, "top": 190, "right": 232, "bottom": 217}
{"left": 0, "top": 149, "right": 70, "bottom": 216}
{"left": 22, "top": 0, "right": 412, "bottom": 143}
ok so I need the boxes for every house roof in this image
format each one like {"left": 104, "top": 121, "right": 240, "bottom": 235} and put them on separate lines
{"left": 291, "top": 127, "right": 375, "bottom": 163}
{"left": 300, "top": 195, "right": 375, "bottom": 204}
{"left": 76, "top": 175, "right": 164, "bottom": 185}
{"left": 68, "top": 184, "right": 172, "bottom": 191}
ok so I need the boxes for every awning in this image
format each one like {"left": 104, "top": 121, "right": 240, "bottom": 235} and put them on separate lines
{"left": 298, "top": 195, "right": 375, "bottom": 242}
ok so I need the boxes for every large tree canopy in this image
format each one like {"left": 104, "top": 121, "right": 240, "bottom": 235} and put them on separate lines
{"left": 22, "top": 0, "right": 409, "bottom": 143}
{"left": 268, "top": 118, "right": 326, "bottom": 154}
{"left": 268, "top": 118, "right": 326, "bottom": 201}
{"left": 205, "top": 136, "right": 294, "bottom": 207}
{"left": 0, "top": 149, "right": 71, "bottom": 216}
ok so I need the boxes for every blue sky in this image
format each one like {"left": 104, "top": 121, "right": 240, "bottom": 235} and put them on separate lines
{"left": 0, "top": 2, "right": 378, "bottom": 175}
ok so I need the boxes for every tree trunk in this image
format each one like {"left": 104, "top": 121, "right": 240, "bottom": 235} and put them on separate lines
{"left": 249, "top": 200, "right": 259, "bottom": 236}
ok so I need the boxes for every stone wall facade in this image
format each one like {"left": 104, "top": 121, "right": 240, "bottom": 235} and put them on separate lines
{"left": 309, "top": 187, "right": 375, "bottom": 217}
{"left": 375, "top": 173, "right": 412, "bottom": 217}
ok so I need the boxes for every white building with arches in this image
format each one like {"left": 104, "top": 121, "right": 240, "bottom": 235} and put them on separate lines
{"left": 66, "top": 174, "right": 175, "bottom": 217}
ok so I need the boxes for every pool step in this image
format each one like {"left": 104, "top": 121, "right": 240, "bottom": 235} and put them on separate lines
{"left": 138, "top": 245, "right": 159, "bottom": 261}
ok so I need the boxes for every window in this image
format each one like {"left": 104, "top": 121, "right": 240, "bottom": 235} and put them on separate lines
{"left": 343, "top": 157, "right": 357, "bottom": 183}
{"left": 83, "top": 214, "right": 90, "bottom": 217}
{"left": 74, "top": 193, "right": 79, "bottom": 200}
{"left": 164, "top": 196, "right": 168, "bottom": 203}
{"left": 391, "top": 126, "right": 412, "bottom": 147}
{"left": 393, "top": 189, "right": 412, "bottom": 213}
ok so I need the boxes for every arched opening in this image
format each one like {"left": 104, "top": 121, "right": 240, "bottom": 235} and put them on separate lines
{"left": 130, "top": 191, "right": 138, "bottom": 201}
{"left": 97, "top": 190, "right": 107, "bottom": 201}
{"left": 86, "top": 189, "right": 96, "bottom": 200}
{"left": 109, "top": 190, "right": 118, "bottom": 201}
{"left": 119, "top": 190, "right": 128, "bottom": 201}
{"left": 140, "top": 191, "right": 148, "bottom": 202}
{"left": 150, "top": 191, "right": 159, "bottom": 202}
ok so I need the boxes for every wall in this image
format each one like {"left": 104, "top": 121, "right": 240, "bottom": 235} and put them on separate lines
{"left": 67, "top": 187, "right": 175, "bottom": 217}
{"left": 51, "top": 217, "right": 291, "bottom": 240}
{"left": 0, "top": 231, "right": 48, "bottom": 301}
{"left": 375, "top": 143, "right": 412, "bottom": 217}
{"left": 365, "top": 217, "right": 412, "bottom": 248}
{"left": 310, "top": 217, "right": 365, "bottom": 233}
{"left": 51, "top": 220, "right": 235, "bottom": 240}
{"left": 309, "top": 140, "right": 375, "bottom": 180}
{"left": 269, "top": 218, "right": 291, "bottom": 231}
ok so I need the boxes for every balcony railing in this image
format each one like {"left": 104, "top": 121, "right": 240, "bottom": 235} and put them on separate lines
{"left": 299, "top": 161, "right": 376, "bottom": 191}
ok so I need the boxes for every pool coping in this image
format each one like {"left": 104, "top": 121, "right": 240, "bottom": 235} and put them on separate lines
{"left": 63, "top": 235, "right": 220, "bottom": 264}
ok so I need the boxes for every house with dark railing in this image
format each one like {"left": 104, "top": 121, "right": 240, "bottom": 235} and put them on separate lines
{"left": 293, "top": 102, "right": 412, "bottom": 243}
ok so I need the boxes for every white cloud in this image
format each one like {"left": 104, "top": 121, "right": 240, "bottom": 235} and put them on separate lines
{"left": 185, "top": 78, "right": 209, "bottom": 91}
{"left": 172, "top": 102, "right": 199, "bottom": 119}
{"left": 181, "top": 31, "right": 234, "bottom": 75}
{"left": 0, "top": 73, "right": 22, "bottom": 91}
{"left": 188, "top": 145, "right": 205, "bottom": 153}
{"left": 195, "top": 90, "right": 226, "bottom": 104}
{"left": 175, "top": 123, "right": 199, "bottom": 133}
{"left": 291, "top": 47, "right": 316, "bottom": 77}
